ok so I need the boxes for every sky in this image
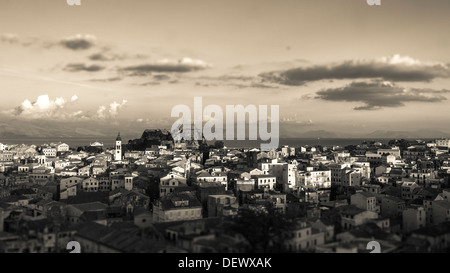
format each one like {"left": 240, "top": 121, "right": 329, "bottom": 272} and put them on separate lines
{"left": 1, "top": 0, "right": 450, "bottom": 140}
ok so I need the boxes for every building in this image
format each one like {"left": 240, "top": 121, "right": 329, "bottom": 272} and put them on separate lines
{"left": 159, "top": 172, "right": 187, "bottom": 197}
{"left": 42, "top": 146, "right": 57, "bottom": 157}
{"left": 365, "top": 152, "right": 382, "bottom": 165}
{"left": 251, "top": 175, "right": 276, "bottom": 190}
{"left": 401, "top": 181, "right": 420, "bottom": 200}
{"left": 90, "top": 141, "right": 104, "bottom": 147}
{"left": 115, "top": 133, "right": 122, "bottom": 161}
{"left": 342, "top": 168, "right": 361, "bottom": 187}
{"left": 297, "top": 170, "right": 331, "bottom": 189}
{"left": 78, "top": 165, "right": 91, "bottom": 176}
{"left": 152, "top": 193, "right": 203, "bottom": 223}
{"left": 431, "top": 200, "right": 450, "bottom": 225}
{"left": 338, "top": 205, "right": 378, "bottom": 230}
{"left": 207, "top": 195, "right": 238, "bottom": 218}
{"left": 381, "top": 196, "right": 406, "bottom": 218}
{"left": 241, "top": 188, "right": 287, "bottom": 213}
{"left": 59, "top": 177, "right": 84, "bottom": 200}
{"left": 124, "top": 176, "right": 133, "bottom": 191}
{"left": 82, "top": 178, "right": 99, "bottom": 192}
{"left": 329, "top": 163, "right": 351, "bottom": 186}
{"left": 377, "top": 148, "right": 401, "bottom": 158}
{"left": 66, "top": 202, "right": 108, "bottom": 225}
{"left": 403, "top": 206, "right": 426, "bottom": 233}
{"left": 350, "top": 192, "right": 379, "bottom": 213}
{"left": 0, "top": 151, "right": 14, "bottom": 162}
{"left": 56, "top": 143, "right": 70, "bottom": 152}
{"left": 285, "top": 220, "right": 325, "bottom": 252}
{"left": 435, "top": 138, "right": 450, "bottom": 148}
{"left": 409, "top": 222, "right": 450, "bottom": 252}
{"left": 195, "top": 169, "right": 228, "bottom": 190}
{"left": 259, "top": 160, "right": 297, "bottom": 189}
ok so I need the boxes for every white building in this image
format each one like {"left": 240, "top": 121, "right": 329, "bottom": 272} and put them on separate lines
{"left": 251, "top": 174, "right": 276, "bottom": 190}
{"left": 57, "top": 143, "right": 70, "bottom": 152}
{"left": 297, "top": 169, "right": 331, "bottom": 189}
{"left": 115, "top": 133, "right": 122, "bottom": 161}
{"left": 435, "top": 138, "right": 450, "bottom": 148}
{"left": 42, "top": 146, "right": 57, "bottom": 157}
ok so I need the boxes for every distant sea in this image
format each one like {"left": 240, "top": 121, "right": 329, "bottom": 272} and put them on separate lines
{"left": 0, "top": 137, "right": 117, "bottom": 148}
{"left": 0, "top": 137, "right": 432, "bottom": 149}
{"left": 221, "top": 138, "right": 395, "bottom": 149}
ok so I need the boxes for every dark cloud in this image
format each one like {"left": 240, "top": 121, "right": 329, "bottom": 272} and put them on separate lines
{"left": 64, "top": 63, "right": 105, "bottom": 72}
{"left": 315, "top": 81, "right": 450, "bottom": 110}
{"left": 194, "top": 75, "right": 278, "bottom": 90}
{"left": 60, "top": 34, "right": 96, "bottom": 50}
{"left": 89, "top": 77, "right": 122, "bottom": 82}
{"left": 123, "top": 64, "right": 204, "bottom": 73}
{"left": 260, "top": 55, "right": 450, "bottom": 85}
{"left": 122, "top": 58, "right": 210, "bottom": 75}
{"left": 89, "top": 51, "right": 124, "bottom": 61}
{"left": 153, "top": 74, "right": 171, "bottom": 81}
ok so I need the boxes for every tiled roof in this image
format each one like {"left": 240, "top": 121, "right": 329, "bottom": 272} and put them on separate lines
{"left": 337, "top": 205, "right": 366, "bottom": 216}
{"left": 74, "top": 222, "right": 166, "bottom": 253}
{"left": 70, "top": 201, "right": 108, "bottom": 212}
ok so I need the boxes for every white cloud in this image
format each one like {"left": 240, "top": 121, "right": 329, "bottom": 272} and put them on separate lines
{"left": 96, "top": 99, "right": 128, "bottom": 119}
{"left": 378, "top": 54, "right": 422, "bottom": 66}
{"left": 14, "top": 94, "right": 70, "bottom": 117}
{"left": 5, "top": 94, "right": 128, "bottom": 121}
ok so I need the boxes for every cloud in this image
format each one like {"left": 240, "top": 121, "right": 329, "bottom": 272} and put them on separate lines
{"left": 7, "top": 94, "right": 79, "bottom": 118}
{"left": 1, "top": 33, "right": 19, "bottom": 44}
{"left": 96, "top": 100, "right": 128, "bottom": 119}
{"left": 89, "top": 51, "right": 124, "bottom": 61}
{"left": 60, "top": 34, "right": 97, "bottom": 50}
{"left": 280, "top": 115, "right": 314, "bottom": 125}
{"left": 122, "top": 57, "right": 211, "bottom": 75}
{"left": 64, "top": 63, "right": 105, "bottom": 72}
{"left": 89, "top": 77, "right": 122, "bottom": 82}
{"left": 194, "top": 74, "right": 280, "bottom": 90}
{"left": 260, "top": 55, "right": 450, "bottom": 85}
{"left": 4, "top": 94, "right": 128, "bottom": 120}
{"left": 315, "top": 80, "right": 450, "bottom": 110}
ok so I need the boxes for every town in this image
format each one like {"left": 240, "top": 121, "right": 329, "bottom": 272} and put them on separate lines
{"left": 1, "top": 129, "right": 450, "bottom": 253}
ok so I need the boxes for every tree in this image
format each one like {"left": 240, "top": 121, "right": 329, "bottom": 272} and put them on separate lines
{"left": 213, "top": 141, "right": 224, "bottom": 149}
{"left": 225, "top": 203, "right": 296, "bottom": 253}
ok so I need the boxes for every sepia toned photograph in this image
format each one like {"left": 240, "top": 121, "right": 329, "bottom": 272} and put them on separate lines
{"left": 1, "top": 0, "right": 450, "bottom": 258}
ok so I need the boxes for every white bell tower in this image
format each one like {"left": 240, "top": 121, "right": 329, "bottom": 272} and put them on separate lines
{"left": 115, "top": 132, "right": 122, "bottom": 161}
